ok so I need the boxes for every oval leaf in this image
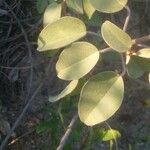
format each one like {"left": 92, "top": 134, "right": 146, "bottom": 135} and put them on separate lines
{"left": 133, "top": 56, "right": 150, "bottom": 71}
{"left": 56, "top": 42, "right": 100, "bottom": 80}
{"left": 37, "top": 16, "right": 86, "bottom": 51}
{"left": 101, "top": 21, "right": 132, "bottom": 53}
{"left": 127, "top": 56, "right": 145, "bottom": 79}
{"left": 90, "top": 0, "right": 128, "bottom": 13}
{"left": 137, "top": 48, "right": 150, "bottom": 58}
{"left": 78, "top": 71, "right": 124, "bottom": 126}
{"left": 83, "top": 0, "right": 95, "bottom": 19}
{"left": 66, "top": 0, "right": 83, "bottom": 14}
{"left": 43, "top": 2, "right": 62, "bottom": 27}
{"left": 49, "top": 80, "right": 78, "bottom": 102}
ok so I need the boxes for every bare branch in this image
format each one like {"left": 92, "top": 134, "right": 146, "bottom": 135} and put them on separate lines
{"left": 56, "top": 114, "right": 78, "bottom": 150}
{"left": 123, "top": 6, "right": 131, "bottom": 32}
{"left": 132, "top": 35, "right": 150, "bottom": 44}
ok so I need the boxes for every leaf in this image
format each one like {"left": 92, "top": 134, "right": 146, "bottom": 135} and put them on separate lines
{"left": 66, "top": 0, "right": 83, "bottom": 14}
{"left": 56, "top": 42, "right": 100, "bottom": 80}
{"left": 37, "top": 16, "right": 86, "bottom": 51}
{"left": 99, "top": 128, "right": 121, "bottom": 141}
{"left": 133, "top": 56, "right": 150, "bottom": 71}
{"left": 49, "top": 80, "right": 78, "bottom": 102}
{"left": 43, "top": 2, "right": 62, "bottom": 27}
{"left": 90, "top": 0, "right": 128, "bottom": 13}
{"left": 78, "top": 71, "right": 124, "bottom": 126}
{"left": 82, "top": 12, "right": 102, "bottom": 27}
{"left": 101, "top": 21, "right": 132, "bottom": 53}
{"left": 83, "top": 0, "right": 95, "bottom": 19}
{"left": 137, "top": 48, "right": 150, "bottom": 58}
{"left": 36, "top": 0, "right": 48, "bottom": 14}
{"left": 127, "top": 56, "right": 145, "bottom": 79}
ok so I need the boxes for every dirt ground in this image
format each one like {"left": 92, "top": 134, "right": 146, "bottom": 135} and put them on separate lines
{"left": 0, "top": 0, "right": 150, "bottom": 150}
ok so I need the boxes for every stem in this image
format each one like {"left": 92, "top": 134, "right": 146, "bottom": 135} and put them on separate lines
{"left": 99, "top": 47, "right": 112, "bottom": 53}
{"left": 120, "top": 54, "right": 126, "bottom": 77}
{"left": 120, "top": 5, "right": 131, "bottom": 77}
{"left": 87, "top": 31, "right": 100, "bottom": 38}
{"left": 132, "top": 34, "right": 150, "bottom": 44}
{"left": 123, "top": 6, "right": 131, "bottom": 32}
{"left": 56, "top": 114, "right": 78, "bottom": 150}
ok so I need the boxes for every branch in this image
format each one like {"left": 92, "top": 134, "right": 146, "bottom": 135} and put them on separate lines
{"left": 120, "top": 5, "right": 131, "bottom": 77}
{"left": 56, "top": 114, "right": 78, "bottom": 150}
{"left": 132, "top": 35, "right": 150, "bottom": 44}
{"left": 120, "top": 54, "right": 126, "bottom": 77}
{"left": 123, "top": 6, "right": 131, "bottom": 32}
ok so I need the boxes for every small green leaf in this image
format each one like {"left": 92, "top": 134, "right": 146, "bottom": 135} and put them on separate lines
{"left": 78, "top": 71, "right": 124, "bottom": 126}
{"left": 56, "top": 42, "right": 99, "bottom": 80}
{"left": 37, "top": 16, "right": 86, "bottom": 51}
{"left": 49, "top": 80, "right": 78, "bottom": 102}
{"left": 101, "top": 21, "right": 132, "bottom": 53}
{"left": 99, "top": 128, "right": 121, "bottom": 141}
{"left": 137, "top": 48, "right": 150, "bottom": 59}
{"left": 66, "top": 0, "right": 83, "bottom": 14}
{"left": 90, "top": 0, "right": 128, "bottom": 13}
{"left": 43, "top": 2, "right": 62, "bottom": 27}
{"left": 127, "top": 56, "right": 145, "bottom": 79}
{"left": 36, "top": 0, "right": 48, "bottom": 14}
{"left": 83, "top": 0, "right": 95, "bottom": 19}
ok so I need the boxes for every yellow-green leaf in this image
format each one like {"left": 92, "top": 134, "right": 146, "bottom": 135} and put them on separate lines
{"left": 90, "top": 0, "right": 128, "bottom": 13}
{"left": 56, "top": 42, "right": 100, "bottom": 80}
{"left": 101, "top": 21, "right": 132, "bottom": 53}
{"left": 78, "top": 71, "right": 124, "bottom": 126}
{"left": 66, "top": 0, "right": 83, "bottom": 14}
{"left": 83, "top": 0, "right": 95, "bottom": 19}
{"left": 49, "top": 80, "right": 78, "bottom": 102}
{"left": 137, "top": 48, "right": 150, "bottom": 58}
{"left": 99, "top": 129, "right": 121, "bottom": 141}
{"left": 43, "top": 2, "right": 62, "bottom": 27}
{"left": 37, "top": 16, "right": 86, "bottom": 51}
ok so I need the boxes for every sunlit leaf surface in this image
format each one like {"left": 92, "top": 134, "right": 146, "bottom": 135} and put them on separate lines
{"left": 90, "top": 0, "right": 128, "bottom": 13}
{"left": 56, "top": 42, "right": 99, "bottom": 80}
{"left": 37, "top": 16, "right": 86, "bottom": 51}
{"left": 101, "top": 21, "right": 132, "bottom": 53}
{"left": 79, "top": 71, "right": 124, "bottom": 126}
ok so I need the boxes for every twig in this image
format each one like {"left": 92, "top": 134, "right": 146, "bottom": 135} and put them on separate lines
{"left": 3, "top": 2, "right": 33, "bottom": 99}
{"left": 123, "top": 6, "right": 131, "bottom": 32}
{"left": 8, "top": 129, "right": 35, "bottom": 146}
{"left": 120, "top": 54, "right": 126, "bottom": 77}
{"left": 99, "top": 47, "right": 112, "bottom": 53}
{"left": 120, "top": 5, "right": 131, "bottom": 77}
{"left": 87, "top": 31, "right": 100, "bottom": 38}
{"left": 132, "top": 34, "right": 150, "bottom": 44}
{"left": 0, "top": 55, "right": 54, "bottom": 150}
{"left": 56, "top": 114, "right": 78, "bottom": 150}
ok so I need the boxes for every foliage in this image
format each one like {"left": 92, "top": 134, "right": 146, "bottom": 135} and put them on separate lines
{"left": 36, "top": 0, "right": 150, "bottom": 126}
{"left": 36, "top": 0, "right": 150, "bottom": 147}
